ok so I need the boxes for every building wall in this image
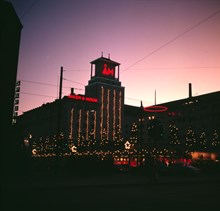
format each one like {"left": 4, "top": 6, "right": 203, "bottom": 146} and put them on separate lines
{"left": 1, "top": 1, "right": 22, "bottom": 128}
{"left": 17, "top": 57, "right": 220, "bottom": 155}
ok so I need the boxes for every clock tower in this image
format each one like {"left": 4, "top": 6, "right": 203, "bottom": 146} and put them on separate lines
{"left": 85, "top": 56, "right": 125, "bottom": 143}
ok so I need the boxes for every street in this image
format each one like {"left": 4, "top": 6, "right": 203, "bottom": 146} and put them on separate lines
{"left": 2, "top": 176, "right": 220, "bottom": 211}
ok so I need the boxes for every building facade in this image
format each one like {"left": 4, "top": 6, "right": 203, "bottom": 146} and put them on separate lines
{"left": 123, "top": 85, "right": 220, "bottom": 157}
{"left": 18, "top": 57, "right": 220, "bottom": 158}
{"left": 18, "top": 56, "right": 125, "bottom": 154}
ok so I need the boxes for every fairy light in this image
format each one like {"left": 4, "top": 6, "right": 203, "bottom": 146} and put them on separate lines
{"left": 185, "top": 126, "right": 196, "bottom": 151}
{"left": 94, "top": 110, "right": 97, "bottom": 140}
{"left": 113, "top": 89, "right": 116, "bottom": 141}
{"left": 119, "top": 91, "right": 122, "bottom": 129}
{"left": 130, "top": 122, "right": 138, "bottom": 147}
{"left": 211, "top": 130, "right": 219, "bottom": 147}
{"left": 100, "top": 86, "right": 104, "bottom": 140}
{"left": 69, "top": 108, "right": 74, "bottom": 141}
{"left": 86, "top": 110, "right": 89, "bottom": 140}
{"left": 78, "top": 109, "right": 82, "bottom": 145}
{"left": 107, "top": 89, "right": 110, "bottom": 140}
{"left": 169, "top": 121, "right": 180, "bottom": 146}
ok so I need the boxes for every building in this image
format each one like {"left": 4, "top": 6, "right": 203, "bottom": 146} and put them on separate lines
{"left": 18, "top": 56, "right": 125, "bottom": 155}
{"left": 18, "top": 57, "right": 220, "bottom": 158}
{"left": 1, "top": 1, "right": 22, "bottom": 128}
{"left": 123, "top": 84, "right": 220, "bottom": 158}
{"left": 0, "top": 0, "right": 23, "bottom": 177}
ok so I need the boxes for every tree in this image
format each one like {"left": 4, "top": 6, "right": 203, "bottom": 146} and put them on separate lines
{"left": 198, "top": 130, "right": 208, "bottom": 151}
{"left": 169, "top": 121, "right": 180, "bottom": 146}
{"left": 211, "top": 130, "right": 220, "bottom": 151}
{"left": 147, "top": 119, "right": 164, "bottom": 148}
{"left": 129, "top": 122, "right": 138, "bottom": 150}
{"left": 185, "top": 126, "right": 196, "bottom": 152}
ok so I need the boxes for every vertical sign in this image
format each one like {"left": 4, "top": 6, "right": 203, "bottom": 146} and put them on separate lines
{"left": 12, "top": 81, "right": 20, "bottom": 125}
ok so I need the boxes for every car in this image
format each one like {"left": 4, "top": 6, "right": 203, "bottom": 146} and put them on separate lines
{"left": 166, "top": 162, "right": 201, "bottom": 176}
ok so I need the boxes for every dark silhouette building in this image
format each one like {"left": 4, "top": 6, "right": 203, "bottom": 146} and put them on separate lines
{"left": 1, "top": 0, "right": 22, "bottom": 128}
{"left": 0, "top": 0, "right": 23, "bottom": 177}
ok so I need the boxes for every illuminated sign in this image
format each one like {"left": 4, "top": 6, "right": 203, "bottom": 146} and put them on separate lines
{"left": 144, "top": 105, "right": 168, "bottom": 113}
{"left": 102, "top": 64, "right": 114, "bottom": 76}
{"left": 68, "top": 95, "right": 98, "bottom": 103}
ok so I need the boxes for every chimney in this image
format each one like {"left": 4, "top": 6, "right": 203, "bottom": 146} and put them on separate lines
{"left": 189, "top": 83, "right": 192, "bottom": 98}
{"left": 71, "top": 88, "right": 74, "bottom": 95}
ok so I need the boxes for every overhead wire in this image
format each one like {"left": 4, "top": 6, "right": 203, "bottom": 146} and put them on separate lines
{"left": 126, "top": 66, "right": 220, "bottom": 70}
{"left": 19, "top": 79, "right": 150, "bottom": 104}
{"left": 20, "top": 79, "right": 84, "bottom": 90}
{"left": 122, "top": 9, "right": 220, "bottom": 72}
{"left": 20, "top": 0, "right": 40, "bottom": 19}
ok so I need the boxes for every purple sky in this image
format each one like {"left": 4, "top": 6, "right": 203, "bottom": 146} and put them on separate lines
{"left": 11, "top": 0, "right": 220, "bottom": 115}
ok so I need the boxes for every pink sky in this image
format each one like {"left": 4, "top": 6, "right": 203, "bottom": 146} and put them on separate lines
{"left": 11, "top": 0, "right": 220, "bottom": 115}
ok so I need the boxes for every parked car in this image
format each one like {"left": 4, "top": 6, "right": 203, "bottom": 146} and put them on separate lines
{"left": 166, "top": 162, "right": 201, "bottom": 176}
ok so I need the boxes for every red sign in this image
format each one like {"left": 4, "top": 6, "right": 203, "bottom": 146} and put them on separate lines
{"left": 68, "top": 95, "right": 98, "bottom": 103}
{"left": 102, "top": 64, "right": 114, "bottom": 76}
{"left": 144, "top": 105, "right": 168, "bottom": 113}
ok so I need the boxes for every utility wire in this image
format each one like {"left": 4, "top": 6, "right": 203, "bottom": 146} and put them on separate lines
{"left": 122, "top": 9, "right": 220, "bottom": 72}
{"left": 127, "top": 66, "right": 220, "bottom": 70}
{"left": 21, "top": 79, "right": 57, "bottom": 87}
{"left": 63, "top": 78, "right": 85, "bottom": 86}
{"left": 20, "top": 79, "right": 84, "bottom": 90}
{"left": 20, "top": 82, "right": 150, "bottom": 105}
{"left": 21, "top": 0, "right": 39, "bottom": 19}
{"left": 21, "top": 92, "right": 56, "bottom": 99}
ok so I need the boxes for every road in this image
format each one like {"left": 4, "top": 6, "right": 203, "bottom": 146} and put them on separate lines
{"left": 2, "top": 178, "right": 219, "bottom": 211}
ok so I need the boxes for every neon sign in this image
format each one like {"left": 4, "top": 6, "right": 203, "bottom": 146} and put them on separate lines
{"left": 102, "top": 64, "right": 114, "bottom": 76}
{"left": 68, "top": 95, "right": 98, "bottom": 103}
{"left": 144, "top": 105, "right": 168, "bottom": 113}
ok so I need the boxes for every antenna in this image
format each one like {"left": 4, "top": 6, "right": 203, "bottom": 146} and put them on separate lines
{"left": 101, "top": 52, "right": 103, "bottom": 57}
{"left": 154, "top": 90, "right": 156, "bottom": 105}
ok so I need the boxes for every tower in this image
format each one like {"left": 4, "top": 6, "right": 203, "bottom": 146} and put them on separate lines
{"left": 85, "top": 56, "right": 125, "bottom": 143}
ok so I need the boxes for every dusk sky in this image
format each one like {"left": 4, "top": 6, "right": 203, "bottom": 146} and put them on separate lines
{"left": 11, "top": 0, "right": 220, "bottom": 115}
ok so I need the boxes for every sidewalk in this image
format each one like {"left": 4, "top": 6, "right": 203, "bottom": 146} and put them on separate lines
{"left": 2, "top": 172, "right": 220, "bottom": 190}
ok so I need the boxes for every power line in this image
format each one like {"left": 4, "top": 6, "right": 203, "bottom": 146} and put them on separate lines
{"left": 20, "top": 87, "right": 151, "bottom": 105}
{"left": 20, "top": 92, "right": 56, "bottom": 99}
{"left": 20, "top": 79, "right": 84, "bottom": 90}
{"left": 21, "top": 0, "right": 39, "bottom": 19}
{"left": 64, "top": 69, "right": 88, "bottom": 72}
{"left": 63, "top": 78, "right": 85, "bottom": 86}
{"left": 126, "top": 66, "right": 220, "bottom": 70}
{"left": 21, "top": 79, "right": 57, "bottom": 87}
{"left": 122, "top": 9, "right": 220, "bottom": 72}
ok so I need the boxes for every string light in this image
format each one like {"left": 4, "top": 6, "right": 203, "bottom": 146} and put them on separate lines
{"left": 107, "top": 89, "right": 110, "bottom": 140}
{"left": 69, "top": 108, "right": 74, "bottom": 141}
{"left": 86, "top": 110, "right": 89, "bottom": 140}
{"left": 119, "top": 91, "right": 122, "bottom": 130}
{"left": 78, "top": 109, "right": 82, "bottom": 145}
{"left": 94, "top": 110, "right": 97, "bottom": 140}
{"left": 113, "top": 89, "right": 116, "bottom": 141}
{"left": 100, "top": 86, "right": 104, "bottom": 140}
